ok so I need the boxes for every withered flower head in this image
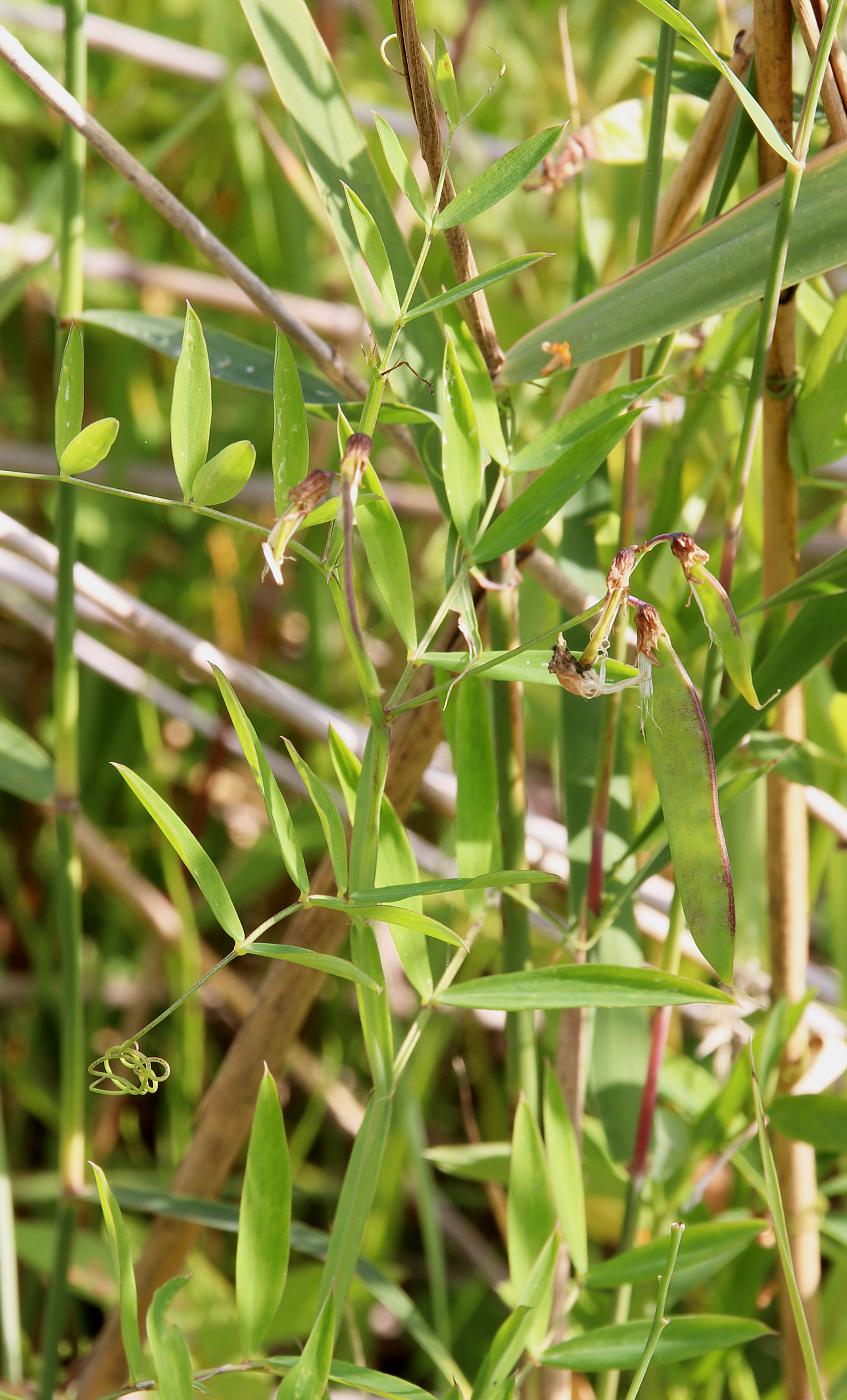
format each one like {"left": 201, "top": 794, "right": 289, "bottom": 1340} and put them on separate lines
{"left": 549, "top": 634, "right": 587, "bottom": 696}
{"left": 606, "top": 546, "right": 638, "bottom": 592}
{"left": 341, "top": 432, "right": 372, "bottom": 484}
{"left": 670, "top": 532, "right": 710, "bottom": 580}
{"left": 635, "top": 603, "right": 664, "bottom": 662}
{"left": 287, "top": 469, "right": 333, "bottom": 518}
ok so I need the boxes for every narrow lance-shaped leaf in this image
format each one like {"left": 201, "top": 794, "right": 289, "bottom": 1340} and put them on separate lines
{"left": 272, "top": 329, "right": 309, "bottom": 511}
{"left": 507, "top": 1100, "right": 556, "bottom": 1349}
{"left": 283, "top": 739, "right": 348, "bottom": 894}
{"left": 671, "top": 535, "right": 762, "bottom": 708}
{"left": 245, "top": 943, "right": 381, "bottom": 990}
{"left": 211, "top": 667, "right": 309, "bottom": 894}
{"left": 317, "top": 1091, "right": 393, "bottom": 1316}
{"left": 374, "top": 113, "right": 428, "bottom": 222}
{"left": 236, "top": 1066, "right": 292, "bottom": 1354}
{"left": 542, "top": 1315, "right": 772, "bottom": 1371}
{"left": 405, "top": 253, "right": 552, "bottom": 325}
{"left": 348, "top": 871, "right": 556, "bottom": 902}
{"left": 446, "top": 309, "right": 509, "bottom": 466}
{"left": 192, "top": 440, "right": 256, "bottom": 506}
{"left": 634, "top": 0, "right": 797, "bottom": 167}
{"left": 474, "top": 411, "right": 642, "bottom": 563}
{"left": 433, "top": 31, "right": 461, "bottom": 128}
{"left": 635, "top": 607, "right": 735, "bottom": 983}
{"left": 343, "top": 183, "right": 400, "bottom": 315}
{"left": 277, "top": 1291, "right": 335, "bottom": 1399}
{"left": 437, "top": 964, "right": 733, "bottom": 1010}
{"left": 470, "top": 1235, "right": 559, "bottom": 1400}
{"left": 435, "top": 126, "right": 562, "bottom": 230}
{"left": 90, "top": 1163, "right": 144, "bottom": 1382}
{"left": 509, "top": 378, "right": 661, "bottom": 475}
{"left": 55, "top": 323, "right": 84, "bottom": 461}
{"left": 356, "top": 463, "right": 418, "bottom": 651}
{"left": 114, "top": 763, "right": 245, "bottom": 945}
{"left": 59, "top": 417, "right": 120, "bottom": 477}
{"left": 170, "top": 302, "right": 211, "bottom": 499}
{"left": 543, "top": 1064, "right": 587, "bottom": 1277}
{"left": 146, "top": 1278, "right": 194, "bottom": 1400}
{"left": 586, "top": 1218, "right": 762, "bottom": 1292}
{"left": 312, "top": 896, "right": 467, "bottom": 949}
{"left": 442, "top": 334, "right": 481, "bottom": 547}
{"left": 449, "top": 677, "right": 497, "bottom": 914}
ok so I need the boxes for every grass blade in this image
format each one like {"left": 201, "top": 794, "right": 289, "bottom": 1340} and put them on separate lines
{"left": 236, "top": 1067, "right": 291, "bottom": 1354}
{"left": 89, "top": 1164, "right": 143, "bottom": 1382}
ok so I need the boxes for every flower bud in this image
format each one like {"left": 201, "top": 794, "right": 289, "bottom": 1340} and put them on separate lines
{"left": 670, "top": 532, "right": 710, "bottom": 582}
{"left": 341, "top": 432, "right": 372, "bottom": 485}
{"left": 606, "top": 546, "right": 638, "bottom": 592}
{"left": 287, "top": 469, "right": 333, "bottom": 517}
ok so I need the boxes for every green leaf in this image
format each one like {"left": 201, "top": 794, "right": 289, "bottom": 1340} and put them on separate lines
{"left": 374, "top": 114, "right": 428, "bottom": 222}
{"left": 317, "top": 1092, "right": 392, "bottom": 1317}
{"left": 348, "top": 724, "right": 389, "bottom": 894}
{"left": 236, "top": 1066, "right": 292, "bottom": 1353}
{"left": 114, "top": 763, "right": 244, "bottom": 945}
{"left": 423, "top": 1141, "right": 511, "bottom": 1184}
{"left": 635, "top": 0, "right": 796, "bottom": 166}
{"left": 0, "top": 717, "right": 53, "bottom": 803}
{"left": 146, "top": 1277, "right": 194, "bottom": 1400}
{"left": 327, "top": 1361, "right": 437, "bottom": 1399}
{"left": 356, "top": 464, "right": 417, "bottom": 650}
{"left": 446, "top": 311, "right": 509, "bottom": 466}
{"left": 246, "top": 943, "right": 380, "bottom": 990}
{"left": 642, "top": 632, "right": 735, "bottom": 983}
{"left": 679, "top": 555, "right": 761, "bottom": 708}
{"left": 405, "top": 254, "right": 552, "bottom": 324}
{"left": 507, "top": 1101, "right": 556, "bottom": 1347}
{"left": 55, "top": 323, "right": 83, "bottom": 461}
{"left": 543, "top": 1315, "right": 772, "bottom": 1371}
{"left": 273, "top": 330, "right": 309, "bottom": 511}
{"left": 190, "top": 439, "right": 255, "bottom": 506}
{"left": 502, "top": 143, "right": 847, "bottom": 383}
{"left": 752, "top": 544, "right": 847, "bottom": 611}
{"left": 59, "top": 418, "right": 119, "bottom": 477}
{"left": 792, "top": 293, "right": 847, "bottom": 473}
{"left": 276, "top": 1292, "right": 335, "bottom": 1400}
{"left": 586, "top": 1218, "right": 763, "bottom": 1291}
{"left": 170, "top": 303, "right": 211, "bottom": 499}
{"left": 474, "top": 412, "right": 641, "bottom": 562}
{"left": 435, "top": 126, "right": 562, "bottom": 230}
{"left": 283, "top": 740, "right": 348, "bottom": 894}
{"left": 349, "top": 871, "right": 556, "bottom": 902}
{"left": 212, "top": 667, "right": 310, "bottom": 895}
{"left": 343, "top": 183, "right": 400, "bottom": 315}
{"left": 433, "top": 32, "right": 461, "bottom": 128}
{"left": 421, "top": 649, "right": 638, "bottom": 688}
{"left": 449, "top": 676, "right": 497, "bottom": 914}
{"left": 89, "top": 1163, "right": 144, "bottom": 1382}
{"left": 543, "top": 1065, "right": 587, "bottom": 1277}
{"left": 509, "top": 379, "right": 661, "bottom": 475}
{"left": 311, "top": 896, "right": 467, "bottom": 949}
{"left": 437, "top": 965, "right": 733, "bottom": 1010}
{"left": 769, "top": 1094, "right": 847, "bottom": 1152}
{"left": 442, "top": 334, "right": 481, "bottom": 546}
{"left": 470, "top": 1236, "right": 559, "bottom": 1400}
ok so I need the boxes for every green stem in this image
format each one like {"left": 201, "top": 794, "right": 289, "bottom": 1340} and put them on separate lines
{"left": 719, "top": 0, "right": 847, "bottom": 593}
{"left": 621, "top": 1223, "right": 685, "bottom": 1400}
{"left": 0, "top": 1085, "right": 22, "bottom": 1383}
{"left": 40, "top": 0, "right": 87, "bottom": 1392}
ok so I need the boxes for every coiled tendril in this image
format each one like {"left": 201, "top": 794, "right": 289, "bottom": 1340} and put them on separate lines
{"left": 88, "top": 1042, "right": 170, "bottom": 1096}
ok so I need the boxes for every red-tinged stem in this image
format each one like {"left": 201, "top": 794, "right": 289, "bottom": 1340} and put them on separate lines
{"left": 630, "top": 1005, "right": 672, "bottom": 1183}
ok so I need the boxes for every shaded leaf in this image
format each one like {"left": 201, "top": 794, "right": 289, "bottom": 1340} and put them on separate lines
{"left": 90, "top": 1163, "right": 143, "bottom": 1382}
{"left": 433, "top": 32, "right": 461, "bottom": 128}
{"left": 509, "top": 379, "right": 661, "bottom": 475}
{"left": 0, "top": 717, "right": 53, "bottom": 803}
{"left": 276, "top": 1292, "right": 335, "bottom": 1400}
{"left": 55, "top": 323, "right": 84, "bottom": 460}
{"left": 146, "top": 1277, "right": 194, "bottom": 1400}
{"left": 769, "top": 1094, "right": 847, "bottom": 1152}
{"left": 246, "top": 943, "right": 380, "bottom": 990}
{"left": 543, "top": 1315, "right": 772, "bottom": 1370}
{"left": 543, "top": 1064, "right": 588, "bottom": 1276}
{"left": 273, "top": 329, "right": 309, "bottom": 510}
{"left": 283, "top": 739, "right": 348, "bottom": 894}
{"left": 423, "top": 1141, "right": 511, "bottom": 1184}
{"left": 507, "top": 1100, "right": 556, "bottom": 1347}
{"left": 437, "top": 965, "right": 732, "bottom": 1010}
{"left": 236, "top": 1067, "right": 292, "bottom": 1353}
{"left": 442, "top": 335, "right": 481, "bottom": 546}
{"left": 356, "top": 464, "right": 417, "bottom": 650}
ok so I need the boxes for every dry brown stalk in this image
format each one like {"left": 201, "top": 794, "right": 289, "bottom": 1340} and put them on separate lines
{"left": 813, "top": 0, "right": 847, "bottom": 110}
{"left": 755, "top": 2, "right": 821, "bottom": 1394}
{"left": 390, "top": 0, "right": 504, "bottom": 375}
{"left": 790, "top": 0, "right": 847, "bottom": 140}
{"left": 561, "top": 29, "right": 754, "bottom": 416}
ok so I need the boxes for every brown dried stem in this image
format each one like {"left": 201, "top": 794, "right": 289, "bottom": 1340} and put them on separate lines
{"left": 790, "top": 0, "right": 847, "bottom": 140}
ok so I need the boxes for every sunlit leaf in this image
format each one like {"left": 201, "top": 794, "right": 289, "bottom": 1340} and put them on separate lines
{"left": 441, "top": 334, "right": 481, "bottom": 546}
{"left": 191, "top": 440, "right": 255, "bottom": 506}
{"left": 170, "top": 303, "right": 211, "bottom": 499}
{"left": 59, "top": 418, "right": 119, "bottom": 477}
{"left": 236, "top": 1067, "right": 291, "bottom": 1353}
{"left": 435, "top": 126, "right": 562, "bottom": 230}
{"left": 542, "top": 1315, "right": 772, "bottom": 1370}
{"left": 543, "top": 1065, "right": 587, "bottom": 1276}
{"left": 374, "top": 114, "right": 428, "bottom": 222}
{"left": 55, "top": 323, "right": 84, "bottom": 461}
{"left": 437, "top": 965, "right": 732, "bottom": 1010}
{"left": 273, "top": 329, "right": 309, "bottom": 510}
{"left": 146, "top": 1277, "right": 194, "bottom": 1400}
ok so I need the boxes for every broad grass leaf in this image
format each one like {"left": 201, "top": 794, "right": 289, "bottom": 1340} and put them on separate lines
{"left": 374, "top": 114, "right": 428, "bottom": 221}
{"left": 404, "top": 255, "right": 551, "bottom": 324}
{"left": 90, "top": 1163, "right": 143, "bottom": 1381}
{"left": 114, "top": 763, "right": 244, "bottom": 945}
{"left": 236, "top": 1067, "right": 292, "bottom": 1353}
{"left": 273, "top": 329, "right": 309, "bottom": 510}
{"left": 245, "top": 944, "right": 380, "bottom": 990}
{"left": 59, "top": 418, "right": 119, "bottom": 476}
{"left": 0, "top": 717, "right": 53, "bottom": 803}
{"left": 507, "top": 1100, "right": 556, "bottom": 1347}
{"left": 343, "top": 184, "right": 400, "bottom": 315}
{"left": 542, "top": 1315, "right": 772, "bottom": 1370}
{"left": 283, "top": 739, "right": 348, "bottom": 894}
{"left": 55, "top": 324, "right": 84, "bottom": 460}
{"left": 146, "top": 1277, "right": 194, "bottom": 1400}
{"left": 276, "top": 1292, "right": 335, "bottom": 1400}
{"left": 437, "top": 965, "right": 733, "bottom": 1010}
{"left": 508, "top": 379, "right": 661, "bottom": 475}
{"left": 317, "top": 1091, "right": 393, "bottom": 1317}
{"left": 502, "top": 143, "right": 847, "bottom": 382}
{"left": 642, "top": 634, "right": 735, "bottom": 983}
{"left": 585, "top": 1218, "right": 762, "bottom": 1291}
{"left": 212, "top": 668, "right": 309, "bottom": 895}
{"left": 474, "top": 412, "right": 641, "bottom": 562}
{"left": 542, "top": 1065, "right": 587, "bottom": 1276}
{"left": 191, "top": 440, "right": 255, "bottom": 505}
{"left": 769, "top": 1094, "right": 847, "bottom": 1152}
{"left": 170, "top": 303, "right": 211, "bottom": 499}
{"left": 356, "top": 464, "right": 417, "bottom": 651}
{"left": 435, "top": 126, "right": 562, "bottom": 230}
{"left": 442, "top": 335, "right": 481, "bottom": 546}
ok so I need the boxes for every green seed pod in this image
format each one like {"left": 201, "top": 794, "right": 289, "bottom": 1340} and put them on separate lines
{"left": 636, "top": 605, "right": 735, "bottom": 984}
{"left": 671, "top": 534, "right": 762, "bottom": 709}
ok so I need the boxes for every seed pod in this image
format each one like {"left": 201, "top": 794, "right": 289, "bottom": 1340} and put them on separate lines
{"left": 671, "top": 534, "right": 762, "bottom": 709}
{"left": 635, "top": 605, "right": 735, "bottom": 983}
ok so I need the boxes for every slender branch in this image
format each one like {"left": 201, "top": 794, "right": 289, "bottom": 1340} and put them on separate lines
{"left": 621, "top": 1224, "right": 685, "bottom": 1400}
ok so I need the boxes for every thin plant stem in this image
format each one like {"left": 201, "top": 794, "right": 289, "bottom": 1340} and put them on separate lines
{"left": 621, "top": 1222, "right": 685, "bottom": 1400}
{"left": 719, "top": 0, "right": 847, "bottom": 592}
{"left": 0, "top": 1086, "right": 22, "bottom": 1383}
